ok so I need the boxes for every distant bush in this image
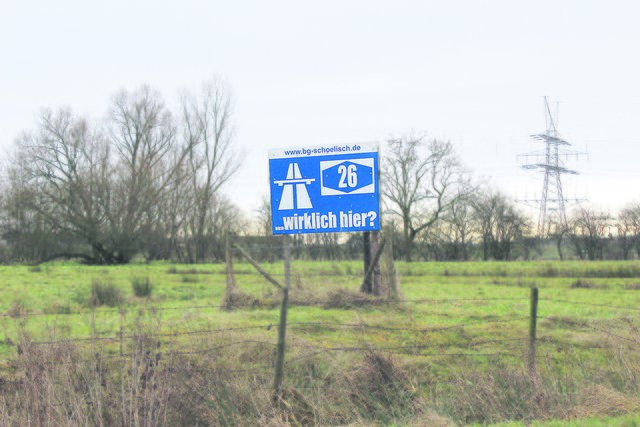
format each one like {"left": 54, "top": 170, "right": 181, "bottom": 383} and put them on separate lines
{"left": 571, "top": 279, "right": 594, "bottom": 289}
{"left": 542, "top": 264, "right": 559, "bottom": 277}
{"left": 89, "top": 279, "right": 123, "bottom": 307}
{"left": 131, "top": 276, "right": 154, "bottom": 298}
{"left": 181, "top": 275, "right": 199, "bottom": 283}
{"left": 166, "top": 266, "right": 210, "bottom": 276}
{"left": 570, "top": 279, "right": 607, "bottom": 289}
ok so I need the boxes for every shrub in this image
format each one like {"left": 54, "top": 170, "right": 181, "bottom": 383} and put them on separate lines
{"left": 181, "top": 275, "right": 199, "bottom": 283}
{"left": 571, "top": 279, "right": 596, "bottom": 289}
{"left": 542, "top": 264, "right": 559, "bottom": 277}
{"left": 131, "top": 276, "right": 154, "bottom": 298}
{"left": 89, "top": 279, "right": 123, "bottom": 307}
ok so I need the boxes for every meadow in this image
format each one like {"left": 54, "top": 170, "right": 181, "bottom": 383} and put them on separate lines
{"left": 1, "top": 259, "right": 640, "bottom": 426}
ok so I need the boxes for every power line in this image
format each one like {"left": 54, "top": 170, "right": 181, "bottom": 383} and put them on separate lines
{"left": 518, "top": 97, "right": 587, "bottom": 236}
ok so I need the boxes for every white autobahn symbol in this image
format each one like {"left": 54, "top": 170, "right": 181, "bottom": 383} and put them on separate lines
{"left": 274, "top": 163, "right": 315, "bottom": 210}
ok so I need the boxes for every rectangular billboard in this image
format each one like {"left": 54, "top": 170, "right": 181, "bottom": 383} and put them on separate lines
{"left": 269, "top": 143, "right": 380, "bottom": 235}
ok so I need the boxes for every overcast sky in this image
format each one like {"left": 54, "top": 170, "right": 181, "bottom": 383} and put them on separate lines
{"left": 3, "top": 0, "right": 640, "bottom": 220}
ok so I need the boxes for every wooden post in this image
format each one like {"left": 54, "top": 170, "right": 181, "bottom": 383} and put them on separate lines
{"left": 233, "top": 243, "right": 283, "bottom": 289}
{"left": 529, "top": 287, "right": 539, "bottom": 374}
{"left": 90, "top": 307, "right": 96, "bottom": 355}
{"left": 362, "top": 231, "right": 372, "bottom": 294}
{"left": 119, "top": 311, "right": 124, "bottom": 357}
{"left": 225, "top": 232, "right": 236, "bottom": 292}
{"left": 273, "top": 235, "right": 291, "bottom": 402}
{"left": 385, "top": 234, "right": 399, "bottom": 300}
{"left": 360, "top": 238, "right": 387, "bottom": 293}
{"left": 372, "top": 231, "right": 381, "bottom": 296}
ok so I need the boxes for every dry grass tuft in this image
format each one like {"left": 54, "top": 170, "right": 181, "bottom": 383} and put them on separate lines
{"left": 6, "top": 300, "right": 26, "bottom": 318}
{"left": 341, "top": 351, "right": 422, "bottom": 422}
{"left": 89, "top": 279, "right": 123, "bottom": 307}
{"left": 568, "top": 384, "right": 640, "bottom": 418}
{"left": 276, "top": 386, "right": 316, "bottom": 426}
{"left": 323, "top": 288, "right": 387, "bottom": 309}
{"left": 283, "top": 286, "right": 325, "bottom": 307}
{"left": 444, "top": 366, "right": 549, "bottom": 424}
{"left": 222, "top": 287, "right": 260, "bottom": 310}
{"left": 571, "top": 278, "right": 597, "bottom": 289}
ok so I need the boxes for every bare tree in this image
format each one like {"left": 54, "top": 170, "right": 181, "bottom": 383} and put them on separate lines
{"left": 569, "top": 207, "right": 611, "bottom": 260}
{"left": 2, "top": 83, "right": 241, "bottom": 264}
{"left": 5, "top": 109, "right": 115, "bottom": 263}
{"left": 107, "top": 86, "right": 184, "bottom": 262}
{"left": 472, "top": 190, "right": 529, "bottom": 261}
{"left": 143, "top": 153, "right": 193, "bottom": 261}
{"left": 618, "top": 203, "right": 640, "bottom": 259}
{"left": 382, "top": 135, "right": 470, "bottom": 261}
{"left": 180, "top": 78, "right": 240, "bottom": 262}
{"left": 2, "top": 155, "right": 62, "bottom": 261}
{"left": 442, "top": 191, "right": 476, "bottom": 261}
{"left": 255, "top": 195, "right": 273, "bottom": 236}
{"left": 416, "top": 192, "right": 475, "bottom": 261}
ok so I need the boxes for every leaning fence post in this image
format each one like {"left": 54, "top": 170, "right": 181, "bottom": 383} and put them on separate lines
{"left": 528, "top": 287, "right": 539, "bottom": 374}
{"left": 119, "top": 310, "right": 124, "bottom": 357}
{"left": 225, "top": 231, "right": 236, "bottom": 292}
{"left": 362, "top": 231, "right": 372, "bottom": 294}
{"left": 274, "top": 235, "right": 291, "bottom": 402}
{"left": 372, "top": 231, "right": 382, "bottom": 296}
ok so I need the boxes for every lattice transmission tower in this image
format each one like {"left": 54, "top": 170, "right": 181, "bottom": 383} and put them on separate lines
{"left": 519, "top": 97, "right": 586, "bottom": 236}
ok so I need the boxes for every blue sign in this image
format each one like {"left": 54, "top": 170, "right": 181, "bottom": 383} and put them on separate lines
{"left": 269, "top": 143, "right": 380, "bottom": 234}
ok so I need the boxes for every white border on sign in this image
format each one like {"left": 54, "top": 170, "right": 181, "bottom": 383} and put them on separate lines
{"left": 269, "top": 142, "right": 378, "bottom": 159}
{"left": 320, "top": 158, "right": 376, "bottom": 196}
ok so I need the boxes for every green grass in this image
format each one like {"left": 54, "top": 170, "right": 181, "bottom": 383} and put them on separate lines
{"left": 480, "top": 412, "right": 640, "bottom": 426}
{"left": 1, "top": 259, "right": 640, "bottom": 425}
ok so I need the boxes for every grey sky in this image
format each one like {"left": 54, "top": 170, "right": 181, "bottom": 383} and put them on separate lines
{"left": 2, "top": 0, "right": 639, "bottom": 218}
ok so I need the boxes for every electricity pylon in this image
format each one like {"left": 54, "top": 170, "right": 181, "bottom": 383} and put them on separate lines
{"left": 519, "top": 97, "right": 585, "bottom": 236}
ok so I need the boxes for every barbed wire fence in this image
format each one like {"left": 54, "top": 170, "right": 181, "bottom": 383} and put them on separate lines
{"left": 1, "top": 237, "right": 640, "bottom": 403}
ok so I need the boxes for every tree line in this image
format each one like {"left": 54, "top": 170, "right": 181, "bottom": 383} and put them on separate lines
{"left": 380, "top": 135, "right": 640, "bottom": 262}
{"left": 1, "top": 80, "right": 243, "bottom": 264}
{"left": 1, "top": 85, "right": 639, "bottom": 264}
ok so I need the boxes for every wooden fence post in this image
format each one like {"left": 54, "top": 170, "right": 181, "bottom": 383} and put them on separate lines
{"left": 362, "top": 231, "right": 372, "bottom": 294}
{"left": 225, "top": 231, "right": 236, "bottom": 293}
{"left": 233, "top": 243, "right": 282, "bottom": 290}
{"left": 385, "top": 235, "right": 399, "bottom": 300}
{"left": 119, "top": 310, "right": 124, "bottom": 357}
{"left": 372, "top": 231, "right": 381, "bottom": 296}
{"left": 529, "top": 287, "right": 539, "bottom": 374}
{"left": 273, "top": 235, "right": 291, "bottom": 402}
{"left": 360, "top": 238, "right": 387, "bottom": 293}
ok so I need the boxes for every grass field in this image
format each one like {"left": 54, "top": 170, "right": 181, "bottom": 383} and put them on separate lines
{"left": 1, "top": 259, "right": 640, "bottom": 426}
